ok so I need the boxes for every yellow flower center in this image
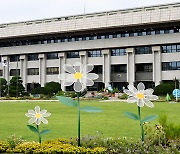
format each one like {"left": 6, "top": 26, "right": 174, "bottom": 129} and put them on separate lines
{"left": 136, "top": 93, "right": 145, "bottom": 99}
{"left": 35, "top": 113, "right": 41, "bottom": 119}
{"left": 74, "top": 72, "right": 83, "bottom": 79}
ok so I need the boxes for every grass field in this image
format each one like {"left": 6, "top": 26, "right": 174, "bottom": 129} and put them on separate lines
{"left": 0, "top": 100, "right": 179, "bottom": 142}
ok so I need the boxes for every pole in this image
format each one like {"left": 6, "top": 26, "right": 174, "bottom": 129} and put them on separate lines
{"left": 77, "top": 92, "right": 80, "bottom": 146}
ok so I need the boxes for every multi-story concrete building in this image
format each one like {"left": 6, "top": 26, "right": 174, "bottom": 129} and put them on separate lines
{"left": 0, "top": 3, "right": 180, "bottom": 91}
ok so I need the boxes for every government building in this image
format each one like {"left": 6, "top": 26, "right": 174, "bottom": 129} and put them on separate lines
{"left": 0, "top": 3, "right": 180, "bottom": 91}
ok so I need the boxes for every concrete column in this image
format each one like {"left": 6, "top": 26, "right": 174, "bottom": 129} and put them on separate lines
{"left": 38, "top": 54, "right": 46, "bottom": 87}
{"left": 2, "top": 56, "right": 9, "bottom": 82}
{"left": 80, "top": 51, "right": 87, "bottom": 65}
{"left": 58, "top": 52, "right": 66, "bottom": 91}
{"left": 102, "top": 49, "right": 111, "bottom": 88}
{"left": 127, "top": 48, "right": 135, "bottom": 86}
{"left": 152, "top": 46, "right": 161, "bottom": 86}
{"left": 20, "top": 55, "right": 27, "bottom": 90}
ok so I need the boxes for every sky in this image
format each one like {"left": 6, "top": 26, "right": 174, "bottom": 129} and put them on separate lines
{"left": 0, "top": 0, "right": 179, "bottom": 24}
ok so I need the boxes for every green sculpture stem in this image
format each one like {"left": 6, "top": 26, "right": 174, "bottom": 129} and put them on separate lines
{"left": 138, "top": 106, "right": 144, "bottom": 142}
{"left": 36, "top": 125, "right": 41, "bottom": 143}
{"left": 77, "top": 92, "right": 80, "bottom": 146}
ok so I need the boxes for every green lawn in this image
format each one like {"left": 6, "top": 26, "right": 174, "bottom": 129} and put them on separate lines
{"left": 0, "top": 100, "right": 179, "bottom": 142}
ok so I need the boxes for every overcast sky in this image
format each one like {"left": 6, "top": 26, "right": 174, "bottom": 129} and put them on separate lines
{"left": 0, "top": 0, "right": 179, "bottom": 24}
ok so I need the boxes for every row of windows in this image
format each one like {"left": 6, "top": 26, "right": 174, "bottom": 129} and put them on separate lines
{"left": 1, "top": 26, "right": 180, "bottom": 48}
{"left": 161, "top": 45, "right": 180, "bottom": 53}
{"left": 162, "top": 61, "right": 180, "bottom": 71}
{"left": 2, "top": 62, "right": 180, "bottom": 76}
{"left": 8, "top": 42, "right": 180, "bottom": 61}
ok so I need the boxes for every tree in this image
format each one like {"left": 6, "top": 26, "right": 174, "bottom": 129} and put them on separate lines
{"left": 0, "top": 78, "right": 8, "bottom": 97}
{"left": 44, "top": 81, "right": 61, "bottom": 96}
{"left": 9, "top": 76, "right": 26, "bottom": 97}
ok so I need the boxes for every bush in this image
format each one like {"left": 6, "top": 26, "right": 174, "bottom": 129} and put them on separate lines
{"left": 118, "top": 94, "right": 128, "bottom": 99}
{"left": 44, "top": 82, "right": 61, "bottom": 96}
{"left": 31, "top": 87, "right": 46, "bottom": 95}
{"left": 154, "top": 82, "right": 176, "bottom": 96}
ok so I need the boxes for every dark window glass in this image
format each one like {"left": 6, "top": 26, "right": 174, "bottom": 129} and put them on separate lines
{"left": 0, "top": 70, "right": 3, "bottom": 76}
{"left": 10, "top": 55, "right": 20, "bottom": 62}
{"left": 136, "top": 63, "right": 153, "bottom": 72}
{"left": 46, "top": 52, "right": 58, "bottom": 59}
{"left": 111, "top": 48, "right": 126, "bottom": 56}
{"left": 46, "top": 67, "right": 59, "bottom": 75}
{"left": 67, "top": 52, "right": 80, "bottom": 58}
{"left": 88, "top": 50, "right": 102, "bottom": 57}
{"left": 10, "top": 69, "right": 20, "bottom": 76}
{"left": 135, "top": 46, "right": 152, "bottom": 54}
{"left": 162, "top": 61, "right": 180, "bottom": 71}
{"left": 91, "top": 65, "right": 102, "bottom": 74}
{"left": 28, "top": 54, "right": 39, "bottom": 61}
{"left": 27, "top": 68, "right": 39, "bottom": 75}
{"left": 111, "top": 65, "right": 127, "bottom": 73}
{"left": 161, "top": 44, "right": 180, "bottom": 53}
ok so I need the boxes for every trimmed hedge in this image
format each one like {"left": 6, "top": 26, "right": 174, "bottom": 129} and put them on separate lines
{"left": 154, "top": 82, "right": 175, "bottom": 96}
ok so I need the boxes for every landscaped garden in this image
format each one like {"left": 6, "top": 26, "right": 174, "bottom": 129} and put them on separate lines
{"left": 0, "top": 100, "right": 180, "bottom": 153}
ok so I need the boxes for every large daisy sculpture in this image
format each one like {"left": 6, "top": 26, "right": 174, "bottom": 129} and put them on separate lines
{"left": 57, "top": 62, "right": 102, "bottom": 146}
{"left": 123, "top": 82, "right": 158, "bottom": 141}
{"left": 25, "top": 106, "right": 51, "bottom": 143}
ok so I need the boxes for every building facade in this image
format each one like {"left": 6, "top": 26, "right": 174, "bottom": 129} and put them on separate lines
{"left": 0, "top": 3, "right": 180, "bottom": 91}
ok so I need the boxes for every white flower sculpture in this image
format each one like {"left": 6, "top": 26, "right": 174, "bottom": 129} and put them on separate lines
{"left": 59, "top": 62, "right": 99, "bottom": 92}
{"left": 25, "top": 106, "right": 51, "bottom": 125}
{"left": 124, "top": 82, "right": 158, "bottom": 108}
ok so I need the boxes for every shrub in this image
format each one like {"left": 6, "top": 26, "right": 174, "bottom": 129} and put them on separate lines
{"left": 31, "top": 87, "right": 46, "bottom": 95}
{"left": 44, "top": 82, "right": 61, "bottom": 96}
{"left": 7, "top": 134, "right": 25, "bottom": 149}
{"left": 154, "top": 82, "right": 176, "bottom": 96}
{"left": 118, "top": 93, "right": 128, "bottom": 99}
{"left": 159, "top": 114, "right": 180, "bottom": 140}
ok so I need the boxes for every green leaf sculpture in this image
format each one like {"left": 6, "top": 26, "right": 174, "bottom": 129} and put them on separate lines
{"left": 56, "top": 96, "right": 77, "bottom": 107}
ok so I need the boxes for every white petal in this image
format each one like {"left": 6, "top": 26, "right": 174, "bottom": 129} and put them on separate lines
{"left": 144, "top": 89, "right": 154, "bottom": 95}
{"left": 137, "top": 82, "right": 145, "bottom": 91}
{"left": 25, "top": 113, "right": 34, "bottom": 117}
{"left": 58, "top": 73, "right": 74, "bottom": 81}
{"left": 40, "top": 110, "right": 47, "bottom": 114}
{"left": 35, "top": 118, "right": 41, "bottom": 125}
{"left": 137, "top": 99, "right": 144, "bottom": 107}
{"left": 127, "top": 97, "right": 137, "bottom": 103}
{"left": 143, "top": 99, "right": 154, "bottom": 108}
{"left": 128, "top": 85, "right": 137, "bottom": 93}
{"left": 74, "top": 81, "right": 83, "bottom": 92}
{"left": 73, "top": 62, "right": 83, "bottom": 72}
{"left": 28, "top": 117, "right": 36, "bottom": 124}
{"left": 123, "top": 89, "right": 133, "bottom": 96}
{"left": 28, "top": 110, "right": 36, "bottom": 115}
{"left": 83, "top": 64, "right": 94, "bottom": 73}
{"left": 145, "top": 95, "right": 158, "bottom": 101}
{"left": 82, "top": 78, "right": 94, "bottom": 86}
{"left": 42, "top": 112, "right": 51, "bottom": 117}
{"left": 63, "top": 64, "right": 75, "bottom": 74}
{"left": 35, "top": 106, "right": 40, "bottom": 113}
{"left": 63, "top": 78, "right": 76, "bottom": 86}
{"left": 41, "top": 117, "right": 48, "bottom": 124}
{"left": 86, "top": 73, "right": 99, "bottom": 80}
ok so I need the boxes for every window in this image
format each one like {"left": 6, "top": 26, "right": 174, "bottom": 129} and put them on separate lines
{"left": 161, "top": 44, "right": 180, "bottom": 53}
{"left": 28, "top": 54, "right": 39, "bottom": 61}
{"left": 0, "top": 70, "right": 3, "bottom": 76}
{"left": 67, "top": 52, "right": 79, "bottom": 58}
{"left": 10, "top": 69, "right": 20, "bottom": 76}
{"left": 46, "top": 52, "right": 58, "bottom": 59}
{"left": 27, "top": 68, "right": 39, "bottom": 75}
{"left": 10, "top": 55, "right": 20, "bottom": 62}
{"left": 136, "top": 63, "right": 153, "bottom": 72}
{"left": 135, "top": 46, "right": 152, "bottom": 54}
{"left": 91, "top": 65, "right": 102, "bottom": 74}
{"left": 162, "top": 61, "right": 180, "bottom": 71}
{"left": 111, "top": 65, "right": 127, "bottom": 73}
{"left": 46, "top": 67, "right": 59, "bottom": 75}
{"left": 88, "top": 50, "right": 102, "bottom": 57}
{"left": 111, "top": 48, "right": 126, "bottom": 56}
